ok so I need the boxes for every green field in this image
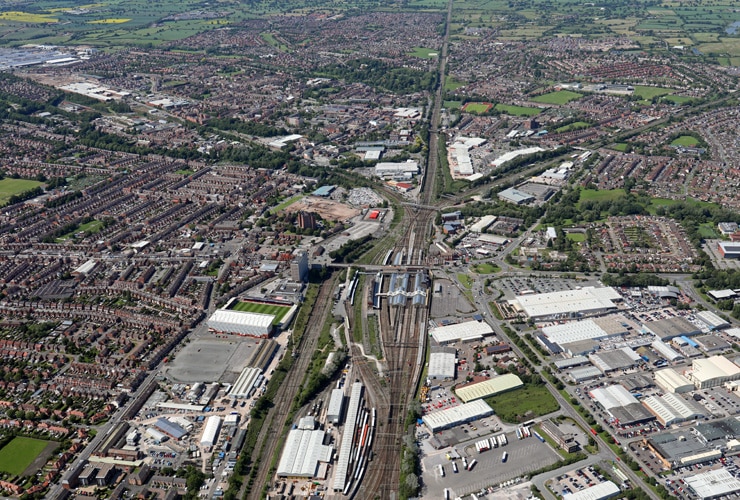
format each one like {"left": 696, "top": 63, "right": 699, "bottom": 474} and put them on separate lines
{"left": 463, "top": 102, "right": 492, "bottom": 114}
{"left": 484, "top": 382, "right": 560, "bottom": 423}
{"left": 611, "top": 143, "right": 631, "bottom": 152}
{"left": 443, "top": 100, "right": 462, "bottom": 109}
{"left": 0, "top": 437, "right": 51, "bottom": 475}
{"left": 566, "top": 232, "right": 586, "bottom": 242}
{"left": 495, "top": 103, "right": 541, "bottom": 117}
{"left": 409, "top": 46, "right": 439, "bottom": 58}
{"left": 531, "top": 90, "right": 582, "bottom": 105}
{"left": 444, "top": 77, "right": 466, "bottom": 91}
{"left": 555, "top": 121, "right": 590, "bottom": 133}
{"left": 671, "top": 135, "right": 700, "bottom": 147}
{"left": 270, "top": 194, "right": 305, "bottom": 214}
{"left": 578, "top": 189, "right": 626, "bottom": 207}
{"left": 0, "top": 178, "right": 43, "bottom": 205}
{"left": 662, "top": 95, "right": 695, "bottom": 105}
{"left": 229, "top": 300, "right": 292, "bottom": 324}
{"left": 457, "top": 273, "right": 474, "bottom": 289}
{"left": 632, "top": 85, "right": 674, "bottom": 99}
{"left": 473, "top": 262, "right": 500, "bottom": 274}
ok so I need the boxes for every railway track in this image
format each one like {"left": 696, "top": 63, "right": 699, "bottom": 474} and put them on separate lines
{"left": 242, "top": 278, "right": 336, "bottom": 500}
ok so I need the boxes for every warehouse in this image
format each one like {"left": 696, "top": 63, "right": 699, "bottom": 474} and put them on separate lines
{"left": 651, "top": 339, "right": 683, "bottom": 362}
{"left": 568, "top": 366, "right": 603, "bottom": 383}
{"left": 327, "top": 388, "right": 345, "bottom": 425}
{"left": 153, "top": 418, "right": 187, "bottom": 441}
{"left": 200, "top": 415, "right": 222, "bottom": 449}
{"left": 718, "top": 242, "right": 740, "bottom": 259}
{"left": 643, "top": 316, "right": 701, "bottom": 341}
{"left": 455, "top": 374, "right": 523, "bottom": 402}
{"left": 553, "top": 355, "right": 590, "bottom": 371}
{"left": 428, "top": 347, "right": 457, "bottom": 379}
{"left": 685, "top": 468, "right": 740, "bottom": 499}
{"left": 374, "top": 161, "right": 419, "bottom": 179}
{"left": 645, "top": 430, "right": 714, "bottom": 469}
{"left": 696, "top": 311, "right": 730, "bottom": 331}
{"left": 588, "top": 347, "right": 642, "bottom": 374}
{"left": 562, "top": 481, "right": 620, "bottom": 500}
{"left": 541, "top": 319, "right": 624, "bottom": 347}
{"left": 430, "top": 320, "right": 494, "bottom": 345}
{"left": 641, "top": 393, "right": 704, "bottom": 426}
{"left": 421, "top": 399, "right": 494, "bottom": 433}
{"left": 511, "top": 287, "right": 621, "bottom": 321}
{"left": 654, "top": 368, "right": 693, "bottom": 394}
{"left": 469, "top": 215, "right": 497, "bottom": 233}
{"left": 229, "top": 367, "right": 262, "bottom": 399}
{"left": 688, "top": 355, "right": 740, "bottom": 389}
{"left": 334, "top": 382, "right": 364, "bottom": 493}
{"left": 477, "top": 233, "right": 510, "bottom": 246}
{"left": 276, "top": 428, "right": 333, "bottom": 478}
{"left": 497, "top": 187, "right": 534, "bottom": 205}
{"left": 693, "top": 335, "right": 731, "bottom": 353}
{"left": 589, "top": 385, "right": 654, "bottom": 426}
{"left": 145, "top": 428, "right": 168, "bottom": 444}
{"left": 207, "top": 309, "right": 275, "bottom": 338}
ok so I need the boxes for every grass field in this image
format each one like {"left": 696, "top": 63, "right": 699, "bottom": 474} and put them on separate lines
{"left": 495, "top": 103, "right": 540, "bottom": 117}
{"left": 457, "top": 273, "right": 474, "bottom": 289}
{"left": 566, "top": 232, "right": 586, "bottom": 242}
{"left": 473, "top": 263, "right": 500, "bottom": 274}
{"left": 484, "top": 382, "right": 560, "bottom": 423}
{"left": 0, "top": 437, "right": 51, "bottom": 475}
{"left": 462, "top": 102, "right": 492, "bottom": 114}
{"left": 531, "top": 90, "right": 582, "bottom": 105}
{"left": 0, "top": 178, "right": 43, "bottom": 205}
{"left": 409, "top": 47, "right": 438, "bottom": 58}
{"left": 270, "top": 193, "right": 305, "bottom": 214}
{"left": 671, "top": 135, "right": 700, "bottom": 147}
{"left": 578, "top": 189, "right": 626, "bottom": 207}
{"left": 611, "top": 143, "right": 631, "bottom": 152}
{"left": 230, "top": 300, "right": 292, "bottom": 324}
{"left": 444, "top": 77, "right": 466, "bottom": 91}
{"left": 555, "top": 121, "right": 590, "bottom": 133}
{"left": 632, "top": 85, "right": 674, "bottom": 99}
{"left": 662, "top": 95, "right": 695, "bottom": 105}
{"left": 443, "top": 100, "right": 462, "bottom": 109}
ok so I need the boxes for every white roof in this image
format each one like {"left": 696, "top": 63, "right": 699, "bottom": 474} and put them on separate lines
{"left": 229, "top": 367, "right": 262, "bottom": 398}
{"left": 478, "top": 233, "right": 509, "bottom": 245}
{"left": 642, "top": 393, "right": 703, "bottom": 425}
{"left": 492, "top": 146, "right": 545, "bottom": 167}
{"left": 73, "top": 259, "right": 97, "bottom": 275}
{"left": 590, "top": 385, "right": 638, "bottom": 409}
{"left": 276, "top": 429, "right": 332, "bottom": 477}
{"left": 651, "top": 340, "right": 683, "bottom": 361}
{"left": 455, "top": 374, "right": 523, "bottom": 402}
{"left": 209, "top": 309, "right": 275, "bottom": 329}
{"left": 429, "top": 351, "right": 456, "bottom": 379}
{"left": 430, "top": 320, "right": 493, "bottom": 344}
{"left": 691, "top": 355, "right": 740, "bottom": 383}
{"left": 422, "top": 399, "right": 493, "bottom": 432}
{"left": 684, "top": 468, "right": 740, "bottom": 499}
{"left": 200, "top": 415, "right": 221, "bottom": 447}
{"left": 563, "top": 481, "right": 620, "bottom": 500}
{"left": 470, "top": 215, "right": 497, "bottom": 233}
{"left": 697, "top": 310, "right": 730, "bottom": 329}
{"left": 542, "top": 319, "right": 616, "bottom": 346}
{"left": 654, "top": 368, "right": 693, "bottom": 392}
{"left": 726, "top": 328, "right": 740, "bottom": 339}
{"left": 513, "top": 287, "right": 621, "bottom": 319}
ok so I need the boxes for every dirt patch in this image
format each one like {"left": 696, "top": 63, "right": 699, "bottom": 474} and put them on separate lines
{"left": 284, "top": 196, "right": 360, "bottom": 221}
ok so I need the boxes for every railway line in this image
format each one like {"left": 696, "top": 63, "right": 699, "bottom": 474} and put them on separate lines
{"left": 243, "top": 278, "right": 337, "bottom": 500}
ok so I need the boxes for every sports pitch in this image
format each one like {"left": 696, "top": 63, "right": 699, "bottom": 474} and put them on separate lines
{"left": 230, "top": 300, "right": 291, "bottom": 323}
{"left": 0, "top": 437, "right": 52, "bottom": 475}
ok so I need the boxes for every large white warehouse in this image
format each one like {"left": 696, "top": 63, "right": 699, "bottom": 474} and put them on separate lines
{"left": 200, "top": 415, "right": 222, "bottom": 449}
{"left": 207, "top": 309, "right": 275, "bottom": 338}
{"left": 511, "top": 287, "right": 621, "bottom": 321}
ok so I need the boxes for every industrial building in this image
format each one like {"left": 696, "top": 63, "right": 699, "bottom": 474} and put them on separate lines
{"left": 589, "top": 385, "right": 654, "bottom": 426}
{"left": 685, "top": 469, "right": 740, "bottom": 500}
{"left": 229, "top": 367, "right": 263, "bottom": 399}
{"left": 207, "top": 309, "right": 275, "bottom": 338}
{"left": 718, "top": 242, "right": 740, "bottom": 259}
{"left": 421, "top": 399, "right": 494, "bottom": 433}
{"left": 277, "top": 419, "right": 333, "bottom": 479}
{"left": 688, "top": 355, "right": 740, "bottom": 389}
{"left": 540, "top": 319, "right": 625, "bottom": 347}
{"left": 333, "top": 382, "right": 364, "bottom": 493}
{"left": 497, "top": 187, "right": 534, "bottom": 205}
{"left": 469, "top": 215, "right": 497, "bottom": 233}
{"left": 455, "top": 374, "right": 523, "bottom": 403}
{"left": 568, "top": 366, "right": 603, "bottom": 383}
{"left": 644, "top": 430, "right": 716, "bottom": 469}
{"left": 651, "top": 339, "right": 683, "bottom": 362}
{"left": 540, "top": 420, "right": 578, "bottom": 453}
{"left": 374, "top": 161, "right": 419, "bottom": 179}
{"left": 643, "top": 316, "right": 702, "bottom": 341}
{"left": 327, "top": 388, "right": 345, "bottom": 425}
{"left": 588, "top": 347, "right": 642, "bottom": 374}
{"left": 696, "top": 311, "right": 731, "bottom": 331}
{"left": 553, "top": 356, "right": 590, "bottom": 371}
{"left": 146, "top": 427, "right": 168, "bottom": 443}
{"left": 153, "top": 418, "right": 188, "bottom": 441}
{"left": 430, "top": 320, "right": 494, "bottom": 345}
{"left": 654, "top": 368, "right": 694, "bottom": 394}
{"left": 641, "top": 393, "right": 704, "bottom": 426}
{"left": 200, "top": 415, "right": 222, "bottom": 449}
{"left": 562, "top": 481, "right": 620, "bottom": 500}
{"left": 428, "top": 347, "right": 457, "bottom": 380}
{"left": 511, "top": 287, "right": 621, "bottom": 321}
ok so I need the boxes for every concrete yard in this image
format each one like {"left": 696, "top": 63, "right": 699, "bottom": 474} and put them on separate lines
{"left": 165, "top": 335, "right": 261, "bottom": 383}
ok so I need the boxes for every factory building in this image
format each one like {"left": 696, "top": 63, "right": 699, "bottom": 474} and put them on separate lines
{"left": 229, "top": 367, "right": 262, "bottom": 399}
{"left": 333, "top": 382, "right": 364, "bottom": 493}
{"left": 428, "top": 347, "right": 456, "bottom": 380}
{"left": 654, "top": 368, "right": 694, "bottom": 394}
{"left": 643, "top": 316, "right": 702, "bottom": 341}
{"left": 200, "top": 415, "right": 222, "bottom": 449}
{"left": 277, "top": 417, "right": 333, "bottom": 479}
{"left": 455, "top": 374, "right": 523, "bottom": 403}
{"left": 688, "top": 355, "right": 740, "bottom": 389}
{"left": 374, "top": 161, "right": 419, "bottom": 179}
{"left": 685, "top": 469, "right": 740, "bottom": 500}
{"left": 430, "top": 320, "right": 494, "bottom": 345}
{"left": 641, "top": 393, "right": 704, "bottom": 426}
{"left": 511, "top": 287, "right": 621, "bottom": 321}
{"left": 327, "top": 388, "right": 345, "bottom": 425}
{"left": 421, "top": 400, "right": 494, "bottom": 434}
{"left": 153, "top": 418, "right": 187, "bottom": 441}
{"left": 589, "top": 385, "right": 654, "bottom": 426}
{"left": 718, "top": 242, "right": 740, "bottom": 259}
{"left": 562, "top": 481, "right": 620, "bottom": 500}
{"left": 696, "top": 311, "right": 731, "bottom": 331}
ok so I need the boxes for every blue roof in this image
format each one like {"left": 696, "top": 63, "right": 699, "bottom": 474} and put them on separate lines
{"left": 312, "top": 185, "right": 336, "bottom": 197}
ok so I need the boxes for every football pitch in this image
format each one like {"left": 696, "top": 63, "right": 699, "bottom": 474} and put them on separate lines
{"left": 0, "top": 436, "right": 51, "bottom": 475}
{"left": 230, "top": 300, "right": 291, "bottom": 324}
